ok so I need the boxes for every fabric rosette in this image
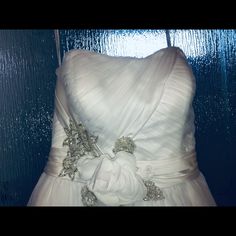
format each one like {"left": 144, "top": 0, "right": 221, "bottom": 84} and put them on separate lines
{"left": 78, "top": 151, "right": 147, "bottom": 206}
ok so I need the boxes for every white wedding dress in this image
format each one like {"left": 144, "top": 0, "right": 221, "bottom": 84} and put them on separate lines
{"left": 28, "top": 47, "right": 216, "bottom": 206}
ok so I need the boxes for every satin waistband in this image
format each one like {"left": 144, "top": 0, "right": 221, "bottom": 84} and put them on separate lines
{"left": 136, "top": 151, "right": 199, "bottom": 188}
{"left": 44, "top": 147, "right": 200, "bottom": 187}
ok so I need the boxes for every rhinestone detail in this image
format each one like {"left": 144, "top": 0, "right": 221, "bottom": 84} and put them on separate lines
{"left": 113, "top": 136, "right": 136, "bottom": 154}
{"left": 143, "top": 180, "right": 165, "bottom": 201}
{"left": 59, "top": 118, "right": 100, "bottom": 180}
{"left": 81, "top": 185, "right": 98, "bottom": 206}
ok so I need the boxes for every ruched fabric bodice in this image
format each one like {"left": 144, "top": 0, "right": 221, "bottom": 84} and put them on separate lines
{"left": 28, "top": 47, "right": 216, "bottom": 206}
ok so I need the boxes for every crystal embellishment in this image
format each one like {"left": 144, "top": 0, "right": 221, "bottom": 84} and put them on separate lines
{"left": 59, "top": 118, "right": 100, "bottom": 180}
{"left": 113, "top": 136, "right": 136, "bottom": 154}
{"left": 81, "top": 185, "right": 98, "bottom": 206}
{"left": 58, "top": 119, "right": 165, "bottom": 204}
{"left": 143, "top": 180, "right": 165, "bottom": 201}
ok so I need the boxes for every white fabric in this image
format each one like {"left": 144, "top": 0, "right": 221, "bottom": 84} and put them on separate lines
{"left": 87, "top": 152, "right": 147, "bottom": 205}
{"left": 28, "top": 47, "right": 216, "bottom": 206}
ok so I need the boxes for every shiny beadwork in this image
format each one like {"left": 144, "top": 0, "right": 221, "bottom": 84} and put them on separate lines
{"left": 143, "top": 180, "right": 165, "bottom": 201}
{"left": 81, "top": 185, "right": 98, "bottom": 206}
{"left": 113, "top": 136, "right": 136, "bottom": 154}
{"left": 59, "top": 119, "right": 164, "bottom": 204}
{"left": 59, "top": 118, "right": 100, "bottom": 180}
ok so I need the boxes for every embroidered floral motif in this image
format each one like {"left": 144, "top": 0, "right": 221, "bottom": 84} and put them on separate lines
{"left": 81, "top": 186, "right": 98, "bottom": 206}
{"left": 59, "top": 118, "right": 100, "bottom": 180}
{"left": 143, "top": 180, "right": 165, "bottom": 201}
{"left": 59, "top": 120, "right": 164, "bottom": 204}
{"left": 112, "top": 136, "right": 136, "bottom": 154}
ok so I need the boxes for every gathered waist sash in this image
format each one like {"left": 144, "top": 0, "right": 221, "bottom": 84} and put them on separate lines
{"left": 44, "top": 147, "right": 199, "bottom": 188}
{"left": 136, "top": 151, "right": 199, "bottom": 188}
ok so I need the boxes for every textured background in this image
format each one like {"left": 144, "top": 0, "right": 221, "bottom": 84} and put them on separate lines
{"left": 0, "top": 29, "right": 235, "bottom": 206}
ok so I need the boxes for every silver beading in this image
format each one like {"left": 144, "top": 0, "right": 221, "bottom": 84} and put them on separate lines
{"left": 59, "top": 120, "right": 165, "bottom": 205}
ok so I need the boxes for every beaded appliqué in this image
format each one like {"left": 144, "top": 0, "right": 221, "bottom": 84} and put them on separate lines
{"left": 143, "top": 180, "right": 165, "bottom": 201}
{"left": 59, "top": 119, "right": 165, "bottom": 204}
{"left": 113, "top": 136, "right": 136, "bottom": 154}
{"left": 59, "top": 118, "right": 100, "bottom": 181}
{"left": 112, "top": 136, "right": 165, "bottom": 202}
{"left": 81, "top": 186, "right": 98, "bottom": 206}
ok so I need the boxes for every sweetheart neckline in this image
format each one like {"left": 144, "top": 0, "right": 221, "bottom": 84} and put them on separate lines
{"left": 62, "top": 46, "right": 181, "bottom": 62}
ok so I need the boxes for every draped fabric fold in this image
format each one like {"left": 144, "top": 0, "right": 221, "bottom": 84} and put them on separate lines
{"left": 50, "top": 63, "right": 147, "bottom": 205}
{"left": 87, "top": 152, "right": 147, "bottom": 205}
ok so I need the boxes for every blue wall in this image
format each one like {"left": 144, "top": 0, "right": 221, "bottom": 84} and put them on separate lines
{"left": 0, "top": 30, "right": 57, "bottom": 205}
